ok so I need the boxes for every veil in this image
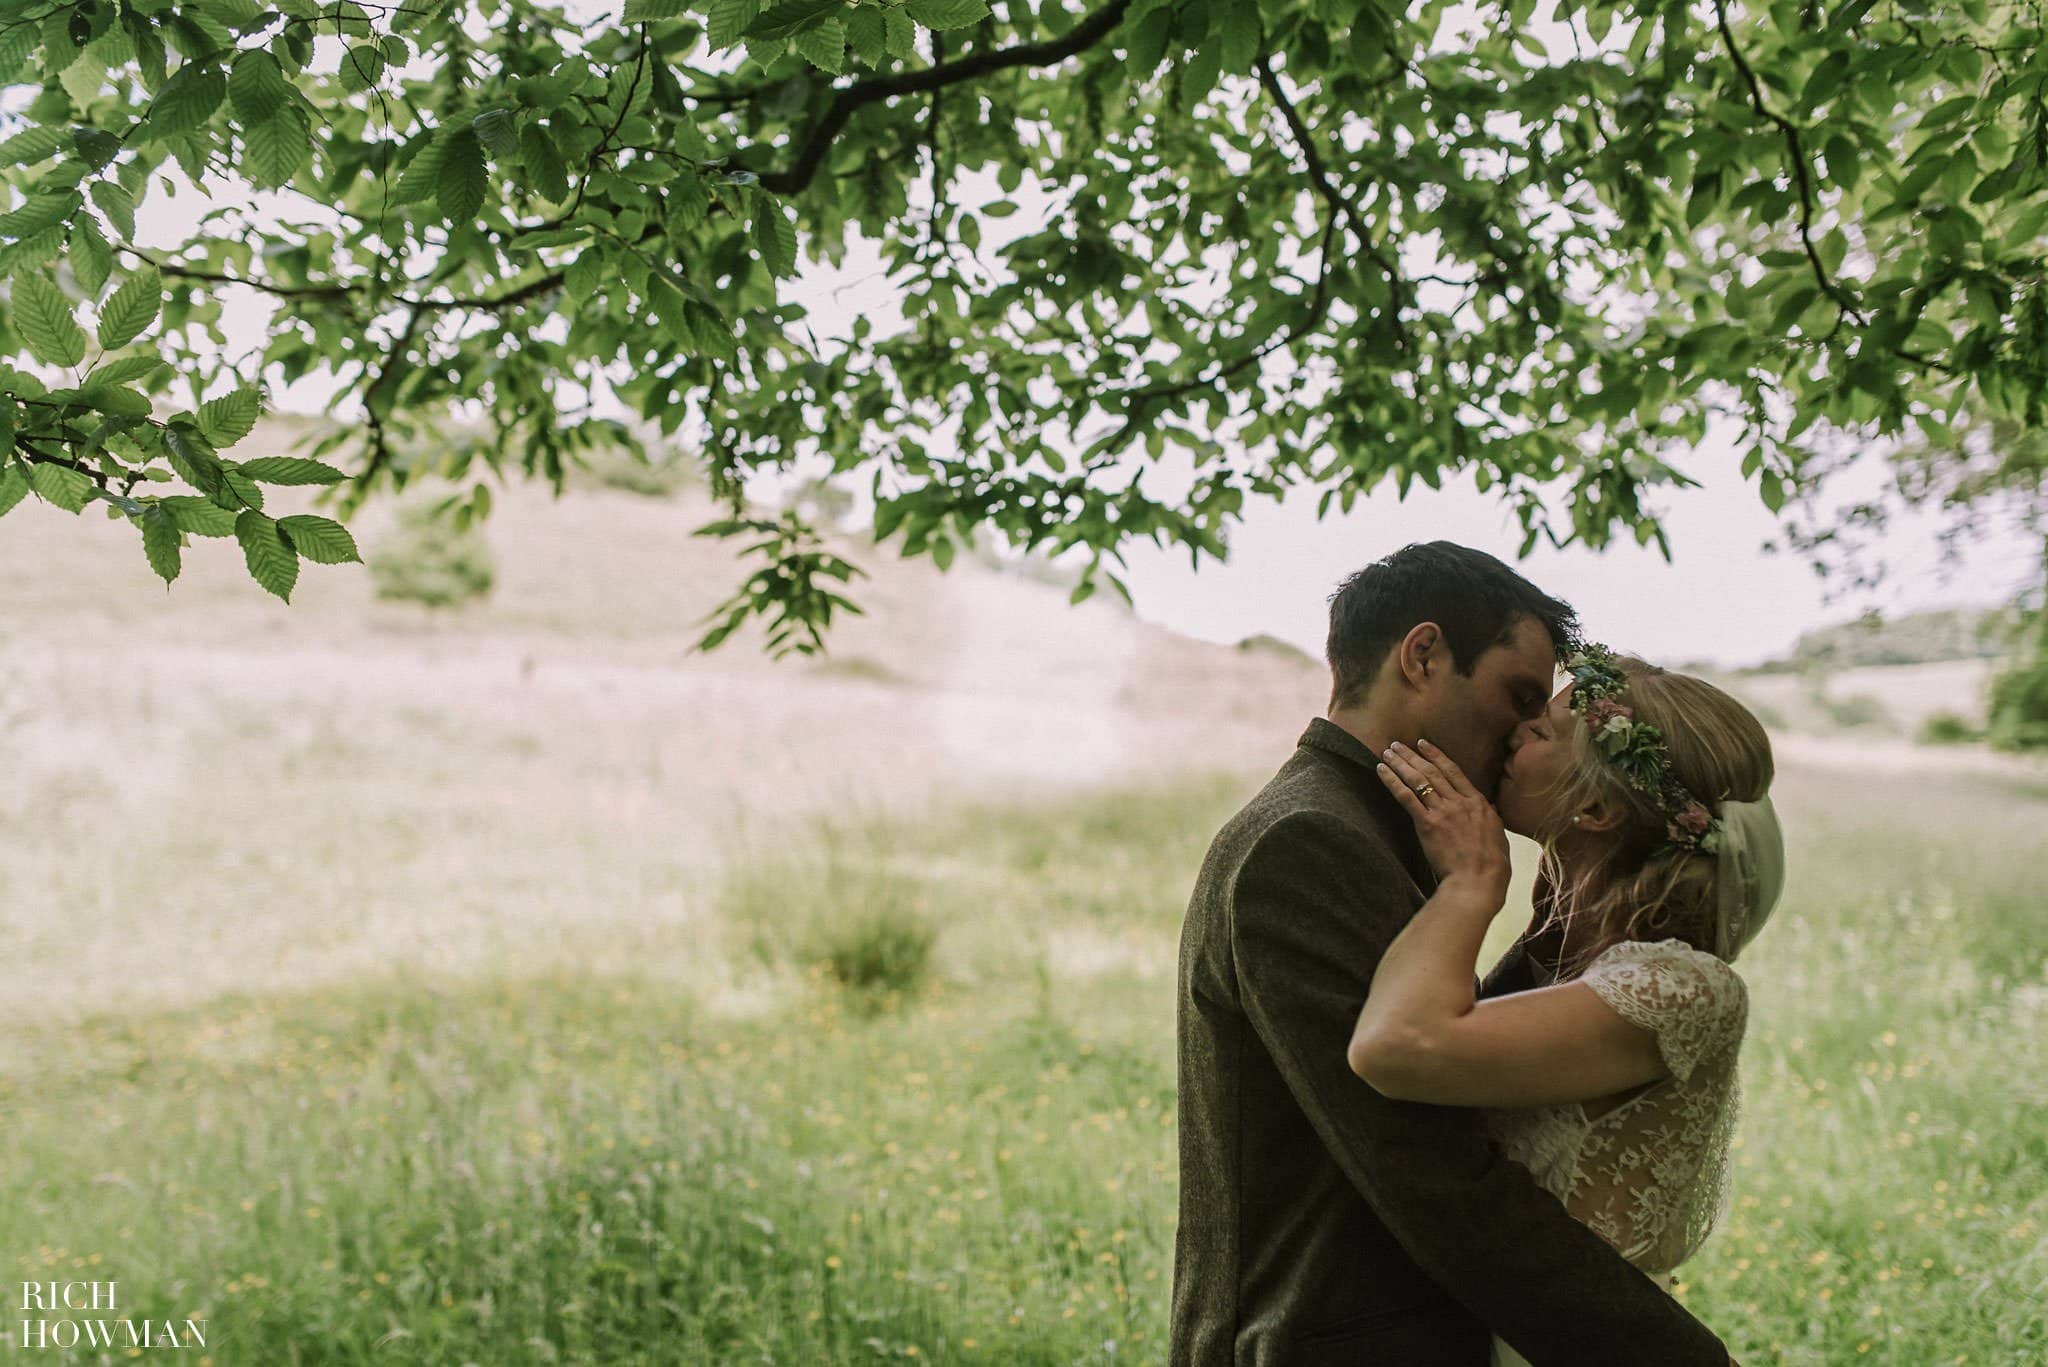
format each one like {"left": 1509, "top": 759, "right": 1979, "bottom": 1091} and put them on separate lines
{"left": 1712, "top": 795, "right": 1786, "bottom": 963}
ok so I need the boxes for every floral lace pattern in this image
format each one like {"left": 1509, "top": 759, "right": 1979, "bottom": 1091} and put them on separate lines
{"left": 1484, "top": 938, "right": 1748, "bottom": 1274}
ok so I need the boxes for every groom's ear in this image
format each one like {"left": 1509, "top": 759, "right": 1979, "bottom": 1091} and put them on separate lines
{"left": 1396, "top": 621, "right": 1445, "bottom": 689}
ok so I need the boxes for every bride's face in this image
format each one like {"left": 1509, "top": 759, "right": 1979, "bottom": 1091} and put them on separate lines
{"left": 1495, "top": 683, "right": 1579, "bottom": 838}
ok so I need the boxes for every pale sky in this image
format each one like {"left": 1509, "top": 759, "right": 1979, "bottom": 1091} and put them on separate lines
{"left": 12, "top": 8, "right": 2040, "bottom": 669}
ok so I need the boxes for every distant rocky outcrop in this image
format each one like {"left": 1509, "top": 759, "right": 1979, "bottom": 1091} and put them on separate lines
{"left": 1748, "top": 606, "right": 2020, "bottom": 673}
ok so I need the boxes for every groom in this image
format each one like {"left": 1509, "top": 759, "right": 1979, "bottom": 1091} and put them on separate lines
{"left": 1172, "top": 542, "right": 1732, "bottom": 1365}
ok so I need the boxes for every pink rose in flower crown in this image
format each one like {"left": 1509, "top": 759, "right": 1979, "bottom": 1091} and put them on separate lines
{"left": 1674, "top": 803, "right": 1713, "bottom": 837}
{"left": 1584, "top": 698, "right": 1634, "bottom": 729}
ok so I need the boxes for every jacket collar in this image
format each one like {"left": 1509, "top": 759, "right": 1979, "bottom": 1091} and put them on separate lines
{"left": 1298, "top": 716, "right": 1438, "bottom": 890}
{"left": 1299, "top": 715, "right": 1383, "bottom": 773}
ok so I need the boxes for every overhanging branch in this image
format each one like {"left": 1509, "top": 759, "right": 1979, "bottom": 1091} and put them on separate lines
{"left": 756, "top": 0, "right": 1135, "bottom": 196}
{"left": 1712, "top": 0, "right": 1867, "bottom": 327}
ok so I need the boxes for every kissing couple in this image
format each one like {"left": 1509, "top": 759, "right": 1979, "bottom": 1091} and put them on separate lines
{"left": 1174, "top": 541, "right": 1784, "bottom": 1365}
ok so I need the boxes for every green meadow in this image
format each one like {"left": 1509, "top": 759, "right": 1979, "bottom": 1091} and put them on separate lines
{"left": 4, "top": 759, "right": 2045, "bottom": 1364}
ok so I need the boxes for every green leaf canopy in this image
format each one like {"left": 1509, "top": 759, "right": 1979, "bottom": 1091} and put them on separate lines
{"left": 0, "top": 0, "right": 2042, "bottom": 644}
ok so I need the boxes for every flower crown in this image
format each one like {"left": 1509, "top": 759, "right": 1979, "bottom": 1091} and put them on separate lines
{"left": 1562, "top": 644, "right": 1722, "bottom": 855}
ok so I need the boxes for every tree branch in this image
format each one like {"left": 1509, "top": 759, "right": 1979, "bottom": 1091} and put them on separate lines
{"left": 757, "top": 0, "right": 1135, "bottom": 196}
{"left": 1079, "top": 53, "right": 1397, "bottom": 461}
{"left": 13, "top": 436, "right": 118, "bottom": 491}
{"left": 360, "top": 304, "right": 430, "bottom": 481}
{"left": 1254, "top": 54, "right": 1414, "bottom": 345}
{"left": 1713, "top": 0, "right": 1867, "bottom": 327}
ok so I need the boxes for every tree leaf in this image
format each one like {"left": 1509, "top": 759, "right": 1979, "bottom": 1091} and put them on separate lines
{"left": 519, "top": 121, "right": 569, "bottom": 202}
{"left": 69, "top": 214, "right": 113, "bottom": 297}
{"left": 235, "top": 508, "right": 298, "bottom": 600}
{"left": 78, "top": 383, "right": 152, "bottom": 417}
{"left": 164, "top": 423, "right": 226, "bottom": 496}
{"left": 195, "top": 387, "right": 263, "bottom": 446}
{"left": 0, "top": 462, "right": 27, "bottom": 518}
{"left": 89, "top": 181, "right": 135, "bottom": 240}
{"left": 243, "top": 109, "right": 311, "bottom": 189}
{"left": 160, "top": 494, "right": 237, "bottom": 536}
{"left": 746, "top": 0, "right": 844, "bottom": 43}
{"left": 708, "top": 0, "right": 761, "bottom": 50}
{"left": 96, "top": 266, "right": 162, "bottom": 351}
{"left": 338, "top": 44, "right": 386, "bottom": 92}
{"left": 1215, "top": 1, "right": 1259, "bottom": 74}
{"left": 229, "top": 49, "right": 293, "bottom": 123}
{"left": 72, "top": 126, "right": 121, "bottom": 172}
{"left": 882, "top": 6, "right": 916, "bottom": 58}
{"left": 27, "top": 458, "right": 92, "bottom": 512}
{"left": 564, "top": 247, "right": 604, "bottom": 303}
{"left": 13, "top": 272, "right": 87, "bottom": 367}
{"left": 238, "top": 456, "right": 345, "bottom": 485}
{"left": 144, "top": 59, "right": 226, "bottom": 140}
{"left": 845, "top": 6, "right": 884, "bottom": 64}
{"left": 0, "top": 126, "right": 64, "bottom": 168}
{"left": 58, "top": 49, "right": 108, "bottom": 112}
{"left": 85, "top": 352, "right": 167, "bottom": 389}
{"left": 0, "top": 190, "right": 82, "bottom": 240}
{"left": 216, "top": 467, "right": 264, "bottom": 511}
{"left": 277, "top": 513, "right": 361, "bottom": 563}
{"left": 392, "top": 128, "right": 449, "bottom": 206}
{"left": 791, "top": 17, "right": 845, "bottom": 73}
{"left": 905, "top": 0, "right": 989, "bottom": 30}
{"left": 140, "top": 503, "right": 181, "bottom": 584}
{"left": 752, "top": 195, "right": 797, "bottom": 276}
{"left": 438, "top": 128, "right": 488, "bottom": 222}
{"left": 472, "top": 108, "right": 519, "bottom": 160}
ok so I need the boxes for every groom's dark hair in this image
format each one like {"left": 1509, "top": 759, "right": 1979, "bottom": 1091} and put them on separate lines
{"left": 1326, "top": 541, "right": 1581, "bottom": 709}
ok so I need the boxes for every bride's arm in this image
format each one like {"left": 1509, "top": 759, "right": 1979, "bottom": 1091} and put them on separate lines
{"left": 1347, "top": 740, "right": 1668, "bottom": 1109}
{"left": 1349, "top": 958, "right": 1669, "bottom": 1108}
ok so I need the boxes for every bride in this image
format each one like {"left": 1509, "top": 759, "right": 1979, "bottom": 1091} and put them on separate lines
{"left": 1347, "top": 645, "right": 1784, "bottom": 1367}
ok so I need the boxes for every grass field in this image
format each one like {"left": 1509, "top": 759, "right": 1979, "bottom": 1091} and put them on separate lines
{"left": 4, "top": 754, "right": 2045, "bottom": 1364}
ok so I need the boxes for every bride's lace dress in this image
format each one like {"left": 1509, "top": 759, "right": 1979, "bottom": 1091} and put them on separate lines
{"left": 1484, "top": 937, "right": 1749, "bottom": 1365}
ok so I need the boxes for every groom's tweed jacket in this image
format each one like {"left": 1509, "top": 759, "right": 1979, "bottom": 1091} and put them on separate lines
{"left": 1170, "top": 719, "right": 1728, "bottom": 1366}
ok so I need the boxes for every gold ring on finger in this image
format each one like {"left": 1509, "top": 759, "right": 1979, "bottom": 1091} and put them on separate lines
{"left": 1414, "top": 783, "right": 1436, "bottom": 800}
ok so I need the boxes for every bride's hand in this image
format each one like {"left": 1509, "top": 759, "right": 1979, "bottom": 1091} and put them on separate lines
{"left": 1375, "top": 739, "right": 1511, "bottom": 894}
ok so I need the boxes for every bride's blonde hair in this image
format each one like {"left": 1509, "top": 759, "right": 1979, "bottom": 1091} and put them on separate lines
{"left": 1531, "top": 656, "right": 1775, "bottom": 977}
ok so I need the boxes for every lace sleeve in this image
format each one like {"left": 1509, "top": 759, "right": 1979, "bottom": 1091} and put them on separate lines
{"left": 1581, "top": 940, "right": 1747, "bottom": 1083}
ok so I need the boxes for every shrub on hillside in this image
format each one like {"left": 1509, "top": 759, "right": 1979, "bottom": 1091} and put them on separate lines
{"left": 807, "top": 655, "right": 907, "bottom": 687}
{"left": 370, "top": 501, "right": 495, "bottom": 608}
{"left": 1917, "top": 711, "right": 1984, "bottom": 746}
{"left": 1733, "top": 696, "right": 1787, "bottom": 732}
{"left": 1236, "top": 634, "right": 1319, "bottom": 667}
{"left": 1822, "top": 692, "right": 1895, "bottom": 731}
{"left": 1987, "top": 656, "right": 2048, "bottom": 751}
{"left": 567, "top": 441, "right": 697, "bottom": 498}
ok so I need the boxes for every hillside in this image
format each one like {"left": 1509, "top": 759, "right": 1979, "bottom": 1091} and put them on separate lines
{"left": 0, "top": 422, "right": 1328, "bottom": 826}
{"left": 4, "top": 424, "right": 2036, "bottom": 828}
